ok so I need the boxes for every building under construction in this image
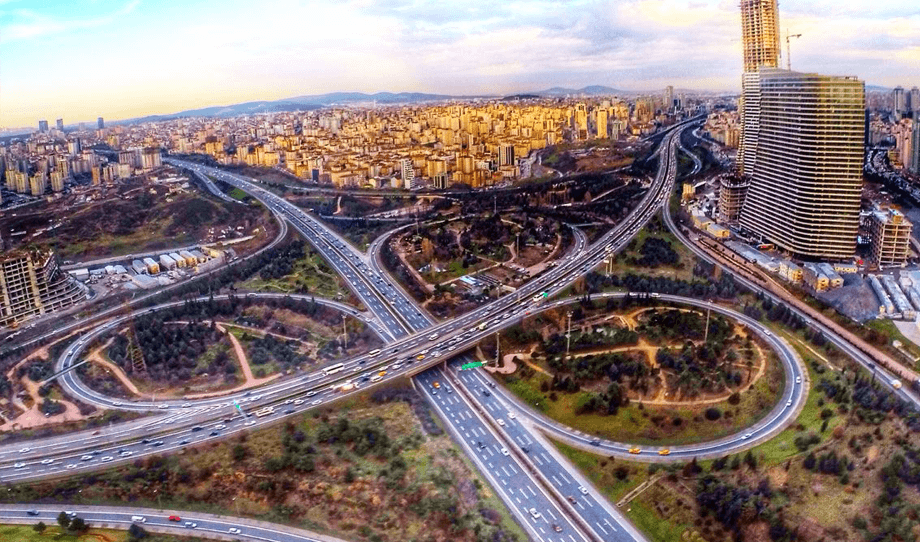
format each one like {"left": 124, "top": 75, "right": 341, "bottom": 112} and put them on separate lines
{"left": 0, "top": 249, "right": 87, "bottom": 328}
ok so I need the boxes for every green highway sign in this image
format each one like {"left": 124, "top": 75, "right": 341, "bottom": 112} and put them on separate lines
{"left": 460, "top": 361, "right": 485, "bottom": 371}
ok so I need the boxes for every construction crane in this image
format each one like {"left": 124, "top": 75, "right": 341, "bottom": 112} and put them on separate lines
{"left": 785, "top": 31, "right": 802, "bottom": 70}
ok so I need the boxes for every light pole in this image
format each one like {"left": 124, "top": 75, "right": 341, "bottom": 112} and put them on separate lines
{"left": 151, "top": 386, "right": 166, "bottom": 405}
{"left": 566, "top": 311, "right": 573, "bottom": 358}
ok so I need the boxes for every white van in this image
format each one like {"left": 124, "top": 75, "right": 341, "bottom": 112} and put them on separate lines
{"left": 131, "top": 516, "right": 147, "bottom": 523}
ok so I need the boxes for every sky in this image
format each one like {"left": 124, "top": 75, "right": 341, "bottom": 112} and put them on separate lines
{"left": 1, "top": 0, "right": 918, "bottom": 129}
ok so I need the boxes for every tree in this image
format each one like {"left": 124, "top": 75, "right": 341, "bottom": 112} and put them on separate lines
{"left": 232, "top": 444, "right": 248, "bottom": 462}
{"left": 128, "top": 523, "right": 148, "bottom": 540}
{"left": 33, "top": 522, "right": 46, "bottom": 533}
{"left": 57, "top": 512, "right": 71, "bottom": 530}
{"left": 69, "top": 517, "right": 88, "bottom": 533}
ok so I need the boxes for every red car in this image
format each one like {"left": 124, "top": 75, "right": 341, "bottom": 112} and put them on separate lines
{"left": 168, "top": 516, "right": 181, "bottom": 522}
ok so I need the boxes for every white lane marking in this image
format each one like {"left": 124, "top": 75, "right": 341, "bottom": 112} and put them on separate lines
{"left": 527, "top": 485, "right": 537, "bottom": 497}
{"left": 596, "top": 522, "right": 609, "bottom": 535}
{"left": 551, "top": 475, "right": 562, "bottom": 486}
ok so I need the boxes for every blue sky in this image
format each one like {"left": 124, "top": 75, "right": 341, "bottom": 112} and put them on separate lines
{"left": 1, "top": 0, "right": 918, "bottom": 128}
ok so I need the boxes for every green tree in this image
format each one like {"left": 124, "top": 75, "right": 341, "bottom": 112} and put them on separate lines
{"left": 57, "top": 512, "right": 70, "bottom": 530}
{"left": 33, "top": 522, "right": 46, "bottom": 533}
{"left": 69, "top": 517, "right": 88, "bottom": 532}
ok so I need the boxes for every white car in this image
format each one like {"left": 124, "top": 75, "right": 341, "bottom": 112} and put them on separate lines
{"left": 245, "top": 420, "right": 256, "bottom": 426}
{"left": 185, "top": 522, "right": 197, "bottom": 528}
{"left": 13, "top": 462, "right": 26, "bottom": 469}
{"left": 40, "top": 459, "right": 54, "bottom": 465}
{"left": 284, "top": 399, "right": 293, "bottom": 405}
{"left": 528, "top": 508, "right": 542, "bottom": 519}
{"left": 578, "top": 485, "right": 588, "bottom": 495}
{"left": 80, "top": 455, "right": 93, "bottom": 461}
{"left": 500, "top": 448, "right": 509, "bottom": 456}
{"left": 158, "top": 404, "right": 169, "bottom": 409}
{"left": 293, "top": 399, "right": 304, "bottom": 405}
{"left": 182, "top": 403, "right": 192, "bottom": 408}
{"left": 795, "top": 376, "right": 801, "bottom": 384}
{"left": 65, "top": 464, "right": 77, "bottom": 470}
{"left": 228, "top": 528, "right": 242, "bottom": 534}
{"left": 507, "top": 412, "right": 516, "bottom": 420}
{"left": 214, "top": 424, "right": 226, "bottom": 430}
{"left": 497, "top": 419, "right": 505, "bottom": 426}
{"left": 120, "top": 451, "right": 133, "bottom": 457}
{"left": 311, "top": 399, "right": 322, "bottom": 406}
{"left": 101, "top": 456, "right": 114, "bottom": 462}
{"left": 18, "top": 448, "right": 30, "bottom": 453}
{"left": 742, "top": 433, "right": 752, "bottom": 440}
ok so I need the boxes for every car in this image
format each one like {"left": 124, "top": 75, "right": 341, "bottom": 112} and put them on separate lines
{"left": 521, "top": 446, "right": 530, "bottom": 453}
{"left": 507, "top": 412, "right": 515, "bottom": 420}
{"left": 488, "top": 382, "right": 496, "bottom": 388}
{"left": 306, "top": 391, "right": 317, "bottom": 397}
{"left": 40, "top": 459, "right": 54, "bottom": 465}
{"left": 80, "top": 455, "right": 93, "bottom": 461}
{"left": 12, "top": 462, "right": 26, "bottom": 469}
{"left": 567, "top": 495, "right": 577, "bottom": 504}
{"left": 294, "top": 399, "right": 304, "bottom": 405}
{"left": 795, "top": 376, "right": 801, "bottom": 384}
{"left": 590, "top": 439, "right": 601, "bottom": 446}
{"left": 158, "top": 404, "right": 169, "bottom": 409}
{"left": 528, "top": 508, "right": 541, "bottom": 519}
{"left": 215, "top": 424, "right": 226, "bottom": 430}
{"left": 26, "top": 510, "right": 39, "bottom": 516}
{"left": 191, "top": 426, "right": 203, "bottom": 432}
{"left": 477, "top": 441, "right": 487, "bottom": 450}
{"left": 742, "top": 433, "right": 752, "bottom": 440}
{"left": 446, "top": 387, "right": 453, "bottom": 394}
{"left": 497, "top": 419, "right": 505, "bottom": 426}
{"left": 101, "top": 456, "right": 114, "bottom": 462}
{"left": 659, "top": 449, "right": 671, "bottom": 456}
{"left": 210, "top": 431, "right": 220, "bottom": 436}
{"left": 552, "top": 523, "right": 563, "bottom": 533}
{"left": 18, "top": 447, "right": 30, "bottom": 453}
{"left": 65, "top": 464, "right": 77, "bottom": 470}
{"left": 113, "top": 402, "right": 123, "bottom": 407}
{"left": 168, "top": 516, "right": 181, "bottom": 522}
{"left": 500, "top": 447, "right": 509, "bottom": 456}
{"left": 482, "top": 389, "right": 491, "bottom": 397}
{"left": 141, "top": 438, "right": 152, "bottom": 444}
{"left": 433, "top": 381, "right": 441, "bottom": 389}
{"left": 64, "top": 511, "right": 77, "bottom": 517}
{"left": 152, "top": 441, "right": 165, "bottom": 447}
{"left": 185, "top": 522, "right": 197, "bottom": 528}
{"left": 431, "top": 389, "right": 437, "bottom": 395}
{"left": 228, "top": 528, "right": 242, "bottom": 534}
{"left": 245, "top": 420, "right": 256, "bottom": 426}
{"left": 628, "top": 447, "right": 641, "bottom": 454}
{"left": 311, "top": 399, "right": 322, "bottom": 406}
{"left": 182, "top": 403, "right": 192, "bottom": 408}
{"left": 284, "top": 408, "right": 295, "bottom": 414}
{"left": 178, "top": 439, "right": 190, "bottom": 445}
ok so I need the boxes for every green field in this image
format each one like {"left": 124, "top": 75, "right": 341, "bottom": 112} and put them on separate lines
{"left": 0, "top": 524, "right": 204, "bottom": 542}
{"left": 241, "top": 250, "right": 352, "bottom": 301}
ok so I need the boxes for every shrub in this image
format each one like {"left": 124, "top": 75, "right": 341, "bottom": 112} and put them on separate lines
{"left": 704, "top": 407, "right": 722, "bottom": 421}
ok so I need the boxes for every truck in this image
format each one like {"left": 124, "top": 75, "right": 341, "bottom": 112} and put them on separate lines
{"left": 255, "top": 406, "right": 275, "bottom": 418}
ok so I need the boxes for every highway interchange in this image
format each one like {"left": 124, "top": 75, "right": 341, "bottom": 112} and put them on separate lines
{"left": 0, "top": 116, "right": 831, "bottom": 542}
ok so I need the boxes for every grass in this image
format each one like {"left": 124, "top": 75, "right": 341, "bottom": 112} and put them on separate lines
{"left": 865, "top": 318, "right": 920, "bottom": 364}
{"left": 241, "top": 249, "right": 351, "bottom": 301}
{"left": 552, "top": 440, "right": 648, "bottom": 503}
{"left": 3, "top": 382, "right": 526, "bottom": 542}
{"left": 0, "top": 524, "right": 204, "bottom": 542}
{"left": 747, "top": 339, "right": 843, "bottom": 466}
{"left": 228, "top": 187, "right": 248, "bottom": 201}
{"left": 498, "top": 344, "right": 784, "bottom": 446}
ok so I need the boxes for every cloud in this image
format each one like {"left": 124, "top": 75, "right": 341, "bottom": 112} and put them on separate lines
{"left": 0, "top": 0, "right": 140, "bottom": 42}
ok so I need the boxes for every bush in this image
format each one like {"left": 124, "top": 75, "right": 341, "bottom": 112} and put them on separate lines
{"left": 727, "top": 392, "right": 741, "bottom": 405}
{"left": 33, "top": 522, "right": 46, "bottom": 533}
{"left": 704, "top": 407, "right": 722, "bottom": 421}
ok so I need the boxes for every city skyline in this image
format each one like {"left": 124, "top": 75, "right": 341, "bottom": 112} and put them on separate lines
{"left": 2, "top": 0, "right": 919, "bottom": 129}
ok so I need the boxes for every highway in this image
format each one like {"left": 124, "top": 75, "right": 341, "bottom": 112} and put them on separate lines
{"left": 0, "top": 504, "right": 349, "bottom": 542}
{"left": 4, "top": 117, "right": 780, "bottom": 542}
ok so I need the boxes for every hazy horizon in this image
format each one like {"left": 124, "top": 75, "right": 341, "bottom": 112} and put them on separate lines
{"left": 2, "top": 0, "right": 918, "bottom": 129}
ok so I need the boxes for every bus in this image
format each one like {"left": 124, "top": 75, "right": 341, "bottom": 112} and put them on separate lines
{"left": 323, "top": 363, "right": 345, "bottom": 376}
{"left": 368, "top": 349, "right": 381, "bottom": 358}
{"left": 255, "top": 406, "right": 275, "bottom": 418}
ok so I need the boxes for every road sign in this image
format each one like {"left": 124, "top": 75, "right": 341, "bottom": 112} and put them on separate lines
{"left": 460, "top": 361, "right": 485, "bottom": 371}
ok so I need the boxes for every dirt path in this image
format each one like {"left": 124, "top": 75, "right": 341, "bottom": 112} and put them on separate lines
{"left": 83, "top": 337, "right": 142, "bottom": 396}
{"left": 0, "top": 348, "right": 89, "bottom": 431}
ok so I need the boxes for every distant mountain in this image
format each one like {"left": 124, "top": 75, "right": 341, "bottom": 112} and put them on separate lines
{"left": 115, "top": 91, "right": 489, "bottom": 125}
{"left": 866, "top": 84, "right": 892, "bottom": 93}
{"left": 533, "top": 85, "right": 627, "bottom": 96}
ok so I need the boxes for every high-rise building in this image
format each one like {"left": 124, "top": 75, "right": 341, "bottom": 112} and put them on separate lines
{"left": 911, "top": 87, "right": 920, "bottom": 114}
{"left": 0, "top": 249, "right": 87, "bottom": 328}
{"left": 665, "top": 86, "right": 675, "bottom": 111}
{"left": 400, "top": 158, "right": 414, "bottom": 190}
{"left": 739, "top": 68, "right": 866, "bottom": 259}
{"left": 596, "top": 108, "right": 609, "bottom": 138}
{"left": 38, "top": 120, "right": 49, "bottom": 133}
{"left": 56, "top": 118, "right": 64, "bottom": 132}
{"left": 97, "top": 117, "right": 105, "bottom": 130}
{"left": 867, "top": 209, "right": 912, "bottom": 268}
{"left": 910, "top": 120, "right": 920, "bottom": 176}
{"left": 497, "top": 144, "right": 515, "bottom": 167}
{"left": 894, "top": 86, "right": 907, "bottom": 117}
{"left": 740, "top": 0, "right": 780, "bottom": 72}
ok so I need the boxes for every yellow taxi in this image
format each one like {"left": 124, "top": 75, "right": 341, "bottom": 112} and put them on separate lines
{"left": 658, "top": 449, "right": 670, "bottom": 456}
{"left": 628, "top": 447, "right": 641, "bottom": 455}
{"left": 433, "top": 381, "right": 441, "bottom": 389}
{"left": 378, "top": 371, "right": 387, "bottom": 377}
